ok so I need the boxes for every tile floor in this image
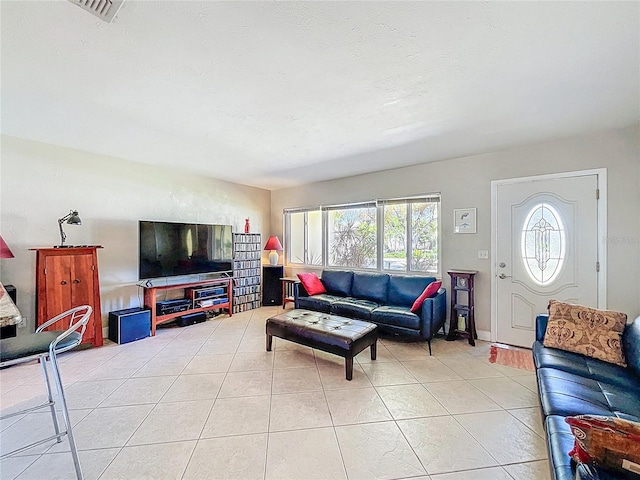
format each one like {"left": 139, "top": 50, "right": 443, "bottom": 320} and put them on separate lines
{"left": 0, "top": 307, "right": 550, "bottom": 480}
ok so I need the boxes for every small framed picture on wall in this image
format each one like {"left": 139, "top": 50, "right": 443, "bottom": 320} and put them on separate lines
{"left": 454, "top": 208, "right": 476, "bottom": 234}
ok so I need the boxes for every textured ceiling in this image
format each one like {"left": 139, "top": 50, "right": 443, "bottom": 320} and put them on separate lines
{"left": 1, "top": 1, "right": 638, "bottom": 190}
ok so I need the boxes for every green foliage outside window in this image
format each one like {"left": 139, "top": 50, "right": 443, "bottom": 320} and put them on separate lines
{"left": 383, "top": 202, "right": 438, "bottom": 272}
{"left": 285, "top": 197, "right": 439, "bottom": 273}
{"left": 410, "top": 203, "right": 438, "bottom": 272}
{"left": 329, "top": 208, "right": 377, "bottom": 268}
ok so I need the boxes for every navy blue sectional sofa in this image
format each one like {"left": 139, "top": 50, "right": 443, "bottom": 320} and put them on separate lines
{"left": 533, "top": 314, "right": 640, "bottom": 480}
{"left": 294, "top": 269, "right": 447, "bottom": 354}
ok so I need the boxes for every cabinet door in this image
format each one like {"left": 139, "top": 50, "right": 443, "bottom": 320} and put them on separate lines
{"left": 71, "top": 254, "right": 95, "bottom": 343}
{"left": 42, "top": 254, "right": 95, "bottom": 340}
{"left": 71, "top": 254, "right": 94, "bottom": 307}
{"left": 43, "top": 255, "right": 73, "bottom": 328}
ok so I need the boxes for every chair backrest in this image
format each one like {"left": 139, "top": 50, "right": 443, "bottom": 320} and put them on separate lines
{"left": 36, "top": 305, "right": 93, "bottom": 354}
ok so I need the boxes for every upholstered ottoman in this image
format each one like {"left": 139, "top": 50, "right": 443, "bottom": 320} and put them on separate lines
{"left": 266, "top": 309, "right": 377, "bottom": 380}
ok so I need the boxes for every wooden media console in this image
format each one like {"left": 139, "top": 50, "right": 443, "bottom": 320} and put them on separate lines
{"left": 143, "top": 277, "right": 233, "bottom": 335}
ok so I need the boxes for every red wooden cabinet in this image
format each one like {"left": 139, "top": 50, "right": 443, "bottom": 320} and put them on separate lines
{"left": 32, "top": 247, "right": 103, "bottom": 347}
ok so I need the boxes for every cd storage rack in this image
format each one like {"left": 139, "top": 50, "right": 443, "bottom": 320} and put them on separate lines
{"left": 232, "top": 233, "right": 262, "bottom": 313}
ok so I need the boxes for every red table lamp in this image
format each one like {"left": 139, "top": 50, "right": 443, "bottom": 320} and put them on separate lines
{"left": 264, "top": 236, "right": 283, "bottom": 266}
{"left": 0, "top": 235, "right": 14, "bottom": 258}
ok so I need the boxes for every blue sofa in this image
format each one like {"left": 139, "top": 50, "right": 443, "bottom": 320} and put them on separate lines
{"left": 533, "top": 314, "right": 640, "bottom": 480}
{"left": 294, "top": 270, "right": 447, "bottom": 354}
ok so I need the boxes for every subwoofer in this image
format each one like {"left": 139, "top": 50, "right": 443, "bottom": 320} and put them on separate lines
{"left": 108, "top": 308, "right": 150, "bottom": 344}
{"left": 262, "top": 265, "right": 283, "bottom": 306}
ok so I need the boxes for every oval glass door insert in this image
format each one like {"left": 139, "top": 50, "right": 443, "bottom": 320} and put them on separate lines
{"left": 521, "top": 203, "right": 566, "bottom": 286}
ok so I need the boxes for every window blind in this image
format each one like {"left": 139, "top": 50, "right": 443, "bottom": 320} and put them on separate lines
{"left": 321, "top": 201, "right": 377, "bottom": 211}
{"left": 377, "top": 194, "right": 441, "bottom": 206}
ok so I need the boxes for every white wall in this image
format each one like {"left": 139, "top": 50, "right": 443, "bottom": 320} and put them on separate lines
{"left": 271, "top": 125, "right": 640, "bottom": 334}
{"left": 2, "top": 127, "right": 637, "bottom": 337}
{"left": 0, "top": 135, "right": 271, "bottom": 333}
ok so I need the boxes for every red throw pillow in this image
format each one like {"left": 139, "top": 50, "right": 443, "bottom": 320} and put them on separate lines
{"left": 410, "top": 281, "right": 442, "bottom": 313}
{"left": 297, "top": 272, "right": 327, "bottom": 296}
{"left": 566, "top": 415, "right": 640, "bottom": 473}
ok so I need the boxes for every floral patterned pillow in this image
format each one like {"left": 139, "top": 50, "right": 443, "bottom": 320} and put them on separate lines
{"left": 566, "top": 415, "right": 640, "bottom": 474}
{"left": 543, "top": 300, "right": 627, "bottom": 367}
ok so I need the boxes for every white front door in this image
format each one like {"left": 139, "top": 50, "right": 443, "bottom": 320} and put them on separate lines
{"left": 493, "top": 172, "right": 603, "bottom": 347}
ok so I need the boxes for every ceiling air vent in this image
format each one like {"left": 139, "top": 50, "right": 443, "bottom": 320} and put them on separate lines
{"left": 68, "top": 0, "right": 125, "bottom": 23}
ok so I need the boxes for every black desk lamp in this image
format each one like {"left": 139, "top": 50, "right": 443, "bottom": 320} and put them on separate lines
{"left": 57, "top": 210, "right": 82, "bottom": 248}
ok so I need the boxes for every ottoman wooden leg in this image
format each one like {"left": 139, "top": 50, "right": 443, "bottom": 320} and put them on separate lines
{"left": 370, "top": 341, "right": 377, "bottom": 360}
{"left": 266, "top": 334, "right": 273, "bottom": 352}
{"left": 345, "top": 357, "right": 353, "bottom": 381}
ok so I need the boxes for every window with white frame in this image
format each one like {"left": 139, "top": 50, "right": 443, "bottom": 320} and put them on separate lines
{"left": 327, "top": 203, "right": 377, "bottom": 269}
{"left": 284, "top": 195, "right": 440, "bottom": 274}
{"left": 286, "top": 208, "right": 323, "bottom": 266}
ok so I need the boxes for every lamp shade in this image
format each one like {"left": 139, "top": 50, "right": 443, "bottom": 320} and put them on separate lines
{"left": 264, "top": 236, "right": 283, "bottom": 251}
{"left": 66, "top": 211, "right": 82, "bottom": 225}
{"left": 0, "top": 235, "right": 14, "bottom": 258}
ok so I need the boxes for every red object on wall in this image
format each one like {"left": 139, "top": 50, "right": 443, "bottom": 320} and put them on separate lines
{"left": 244, "top": 218, "right": 250, "bottom": 233}
{"left": 0, "top": 235, "right": 14, "bottom": 258}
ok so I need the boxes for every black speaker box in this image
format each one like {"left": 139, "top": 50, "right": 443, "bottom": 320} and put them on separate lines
{"left": 4, "top": 284, "right": 16, "bottom": 303}
{"left": 108, "top": 308, "right": 151, "bottom": 344}
{"left": 262, "top": 265, "right": 283, "bottom": 306}
{"left": 176, "top": 311, "right": 206, "bottom": 327}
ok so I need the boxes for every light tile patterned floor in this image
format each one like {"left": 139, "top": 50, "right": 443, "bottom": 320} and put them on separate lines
{"left": 0, "top": 306, "right": 550, "bottom": 480}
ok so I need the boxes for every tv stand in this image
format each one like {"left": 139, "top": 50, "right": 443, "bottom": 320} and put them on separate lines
{"left": 143, "top": 277, "right": 232, "bottom": 335}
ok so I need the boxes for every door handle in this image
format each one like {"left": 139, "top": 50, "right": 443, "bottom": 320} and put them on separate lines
{"left": 60, "top": 280, "right": 67, "bottom": 285}
{"left": 73, "top": 279, "right": 81, "bottom": 284}
{"left": 498, "top": 273, "right": 512, "bottom": 279}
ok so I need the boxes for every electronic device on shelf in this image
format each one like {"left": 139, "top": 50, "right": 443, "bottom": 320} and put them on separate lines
{"left": 191, "top": 287, "right": 225, "bottom": 299}
{"left": 194, "top": 297, "right": 227, "bottom": 307}
{"left": 156, "top": 299, "right": 191, "bottom": 316}
{"left": 138, "top": 221, "right": 233, "bottom": 281}
{"left": 176, "top": 311, "right": 206, "bottom": 327}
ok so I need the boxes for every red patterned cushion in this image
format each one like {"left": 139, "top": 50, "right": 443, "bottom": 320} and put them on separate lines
{"left": 566, "top": 415, "right": 640, "bottom": 474}
{"left": 297, "top": 272, "right": 326, "bottom": 296}
{"left": 410, "top": 281, "right": 442, "bottom": 313}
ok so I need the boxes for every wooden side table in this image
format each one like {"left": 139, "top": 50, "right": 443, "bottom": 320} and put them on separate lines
{"left": 446, "top": 269, "right": 478, "bottom": 346}
{"left": 280, "top": 277, "right": 298, "bottom": 309}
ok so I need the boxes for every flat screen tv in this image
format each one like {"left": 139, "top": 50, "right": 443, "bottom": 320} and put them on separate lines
{"left": 139, "top": 221, "right": 233, "bottom": 281}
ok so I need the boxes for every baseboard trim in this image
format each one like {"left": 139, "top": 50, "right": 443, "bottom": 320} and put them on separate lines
{"left": 477, "top": 329, "right": 491, "bottom": 342}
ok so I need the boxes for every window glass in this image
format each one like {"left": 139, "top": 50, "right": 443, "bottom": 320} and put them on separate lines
{"left": 328, "top": 207, "right": 377, "bottom": 269}
{"left": 383, "top": 204, "right": 407, "bottom": 270}
{"left": 411, "top": 202, "right": 438, "bottom": 272}
{"left": 284, "top": 195, "right": 440, "bottom": 274}
{"left": 307, "top": 210, "right": 323, "bottom": 265}
{"left": 289, "top": 212, "right": 305, "bottom": 264}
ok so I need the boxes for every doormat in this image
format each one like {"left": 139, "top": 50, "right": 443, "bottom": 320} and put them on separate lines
{"left": 489, "top": 343, "right": 535, "bottom": 372}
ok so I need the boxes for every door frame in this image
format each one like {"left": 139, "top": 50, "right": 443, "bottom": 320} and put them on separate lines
{"left": 490, "top": 168, "right": 607, "bottom": 343}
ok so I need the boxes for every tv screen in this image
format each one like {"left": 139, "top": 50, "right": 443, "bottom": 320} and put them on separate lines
{"left": 139, "top": 221, "right": 233, "bottom": 280}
